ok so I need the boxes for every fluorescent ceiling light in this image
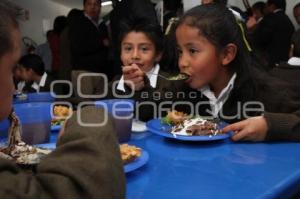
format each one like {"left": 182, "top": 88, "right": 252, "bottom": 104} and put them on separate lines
{"left": 102, "top": 1, "right": 112, "bottom": 6}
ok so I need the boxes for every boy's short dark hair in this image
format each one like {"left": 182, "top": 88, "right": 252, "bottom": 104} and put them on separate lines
{"left": 292, "top": 30, "right": 300, "bottom": 57}
{"left": 294, "top": 3, "right": 300, "bottom": 10}
{"left": 119, "top": 18, "right": 164, "bottom": 55}
{"left": 19, "top": 54, "right": 45, "bottom": 76}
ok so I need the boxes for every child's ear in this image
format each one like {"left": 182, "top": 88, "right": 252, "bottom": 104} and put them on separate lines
{"left": 155, "top": 52, "right": 163, "bottom": 63}
{"left": 221, "top": 43, "right": 237, "bottom": 66}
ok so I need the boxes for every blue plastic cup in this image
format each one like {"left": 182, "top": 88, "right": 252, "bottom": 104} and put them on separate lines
{"left": 13, "top": 102, "right": 52, "bottom": 144}
{"left": 95, "top": 99, "right": 134, "bottom": 143}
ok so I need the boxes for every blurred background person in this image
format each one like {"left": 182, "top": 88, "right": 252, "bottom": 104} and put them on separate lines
{"left": 69, "top": 0, "right": 109, "bottom": 101}
{"left": 18, "top": 54, "right": 54, "bottom": 92}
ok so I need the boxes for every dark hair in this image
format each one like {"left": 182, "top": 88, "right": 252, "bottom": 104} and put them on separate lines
{"left": 267, "top": 0, "right": 286, "bottom": 11}
{"left": 0, "top": 0, "right": 20, "bottom": 58}
{"left": 177, "top": 4, "right": 258, "bottom": 99}
{"left": 292, "top": 30, "right": 300, "bottom": 57}
{"left": 294, "top": 3, "right": 300, "bottom": 10}
{"left": 252, "top": 1, "right": 266, "bottom": 14}
{"left": 53, "top": 16, "right": 67, "bottom": 35}
{"left": 119, "top": 18, "right": 164, "bottom": 55}
{"left": 19, "top": 54, "right": 45, "bottom": 76}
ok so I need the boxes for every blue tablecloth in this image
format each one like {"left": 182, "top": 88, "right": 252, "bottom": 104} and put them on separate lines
{"left": 32, "top": 131, "right": 300, "bottom": 199}
{"left": 125, "top": 132, "right": 300, "bottom": 199}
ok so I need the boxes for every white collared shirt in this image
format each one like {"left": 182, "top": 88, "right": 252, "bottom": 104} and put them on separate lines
{"left": 274, "top": 9, "right": 283, "bottom": 13}
{"left": 117, "top": 64, "right": 160, "bottom": 92}
{"left": 200, "top": 73, "right": 237, "bottom": 118}
{"left": 288, "top": 57, "right": 300, "bottom": 66}
{"left": 17, "top": 81, "right": 25, "bottom": 93}
{"left": 31, "top": 72, "right": 47, "bottom": 92}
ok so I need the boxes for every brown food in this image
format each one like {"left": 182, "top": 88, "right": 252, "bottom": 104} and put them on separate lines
{"left": 120, "top": 144, "right": 141, "bottom": 164}
{"left": 186, "top": 121, "right": 222, "bottom": 136}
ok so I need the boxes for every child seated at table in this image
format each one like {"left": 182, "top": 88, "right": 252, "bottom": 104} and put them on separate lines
{"left": 174, "top": 4, "right": 300, "bottom": 141}
{"left": 18, "top": 54, "right": 54, "bottom": 93}
{"left": 107, "top": 18, "right": 200, "bottom": 121}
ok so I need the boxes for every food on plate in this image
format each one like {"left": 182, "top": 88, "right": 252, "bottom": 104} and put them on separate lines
{"left": 161, "top": 110, "right": 188, "bottom": 125}
{"left": 162, "top": 110, "right": 223, "bottom": 136}
{"left": 120, "top": 144, "right": 141, "bottom": 164}
{"left": 0, "top": 111, "right": 52, "bottom": 165}
{"left": 53, "top": 105, "right": 72, "bottom": 117}
{"left": 171, "top": 117, "right": 223, "bottom": 136}
{"left": 51, "top": 105, "right": 72, "bottom": 126}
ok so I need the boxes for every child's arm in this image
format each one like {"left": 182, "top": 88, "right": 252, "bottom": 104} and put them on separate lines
{"left": 222, "top": 110, "right": 300, "bottom": 142}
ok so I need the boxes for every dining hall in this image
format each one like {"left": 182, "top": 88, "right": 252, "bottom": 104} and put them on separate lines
{"left": 0, "top": 0, "right": 300, "bottom": 198}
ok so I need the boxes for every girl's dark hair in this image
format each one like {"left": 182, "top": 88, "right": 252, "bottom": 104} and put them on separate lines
{"left": 0, "top": 0, "right": 20, "bottom": 58}
{"left": 19, "top": 54, "right": 45, "bottom": 76}
{"left": 177, "top": 4, "right": 258, "bottom": 100}
{"left": 119, "top": 18, "right": 164, "bottom": 55}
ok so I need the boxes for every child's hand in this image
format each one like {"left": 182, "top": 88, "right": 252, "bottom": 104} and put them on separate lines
{"left": 222, "top": 116, "right": 268, "bottom": 142}
{"left": 122, "top": 64, "right": 145, "bottom": 91}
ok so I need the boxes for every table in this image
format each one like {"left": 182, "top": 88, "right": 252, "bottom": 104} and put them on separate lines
{"left": 126, "top": 132, "right": 300, "bottom": 199}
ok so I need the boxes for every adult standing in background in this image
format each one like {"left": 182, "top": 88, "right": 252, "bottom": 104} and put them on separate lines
{"left": 253, "top": 0, "right": 294, "bottom": 68}
{"left": 69, "top": 0, "right": 109, "bottom": 101}
{"left": 48, "top": 15, "right": 67, "bottom": 77}
{"left": 293, "top": 3, "right": 300, "bottom": 26}
{"left": 0, "top": 0, "right": 125, "bottom": 198}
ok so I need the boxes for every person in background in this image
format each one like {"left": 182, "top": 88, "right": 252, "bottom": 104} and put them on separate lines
{"left": 253, "top": 0, "right": 294, "bottom": 68}
{"left": 269, "top": 30, "right": 300, "bottom": 100}
{"left": 18, "top": 54, "right": 54, "bottom": 93}
{"left": 293, "top": 3, "right": 300, "bottom": 26}
{"left": 35, "top": 30, "right": 52, "bottom": 72}
{"left": 48, "top": 15, "right": 67, "bottom": 77}
{"left": 246, "top": 1, "right": 266, "bottom": 31}
{"left": 12, "top": 64, "right": 32, "bottom": 93}
{"left": 0, "top": 1, "right": 125, "bottom": 198}
{"left": 69, "top": 0, "right": 109, "bottom": 101}
{"left": 175, "top": 4, "right": 300, "bottom": 141}
{"left": 57, "top": 9, "right": 82, "bottom": 95}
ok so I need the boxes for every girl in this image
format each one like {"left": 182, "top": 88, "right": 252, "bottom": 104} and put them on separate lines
{"left": 175, "top": 4, "right": 300, "bottom": 141}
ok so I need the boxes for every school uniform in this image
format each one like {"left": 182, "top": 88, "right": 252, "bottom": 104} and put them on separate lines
{"left": 194, "top": 72, "right": 300, "bottom": 141}
{"left": 28, "top": 72, "right": 53, "bottom": 93}
{"left": 0, "top": 107, "right": 125, "bottom": 198}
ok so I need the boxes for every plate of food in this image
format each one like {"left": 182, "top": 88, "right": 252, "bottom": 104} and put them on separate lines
{"left": 146, "top": 111, "right": 232, "bottom": 141}
{"left": 51, "top": 105, "right": 72, "bottom": 132}
{"left": 120, "top": 144, "right": 149, "bottom": 173}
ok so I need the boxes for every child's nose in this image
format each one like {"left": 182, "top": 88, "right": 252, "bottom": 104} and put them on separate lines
{"left": 132, "top": 49, "right": 140, "bottom": 60}
{"left": 178, "top": 56, "right": 188, "bottom": 70}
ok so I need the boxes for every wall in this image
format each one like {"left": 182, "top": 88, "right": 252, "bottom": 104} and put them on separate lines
{"left": 14, "top": 0, "right": 71, "bottom": 46}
